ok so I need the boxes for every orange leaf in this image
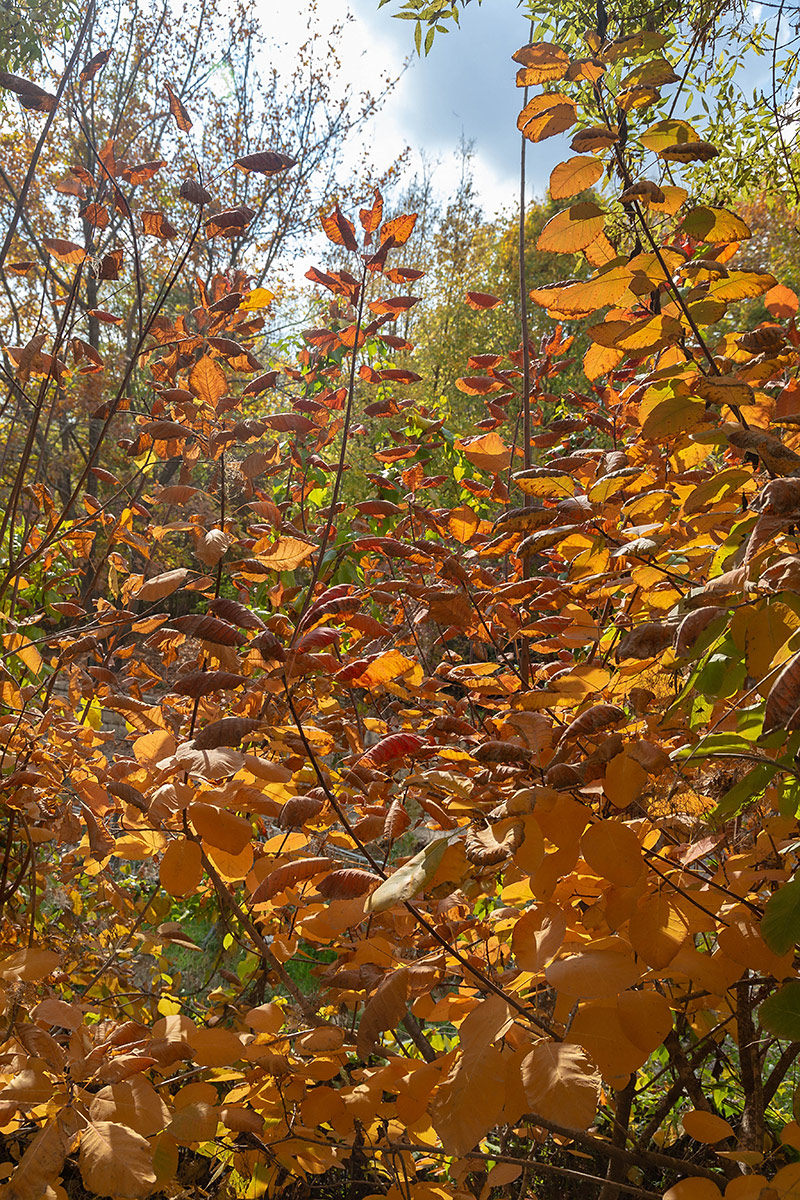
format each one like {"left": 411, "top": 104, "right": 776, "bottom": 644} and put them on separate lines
{"left": 766, "top": 284, "right": 799, "bottom": 318}
{"left": 517, "top": 93, "right": 577, "bottom": 142}
{"left": 465, "top": 291, "right": 502, "bottom": 310}
{"left": 165, "top": 81, "right": 192, "bottom": 132}
{"left": 580, "top": 820, "right": 643, "bottom": 887}
{"left": 536, "top": 202, "right": 606, "bottom": 254}
{"left": 159, "top": 839, "right": 203, "bottom": 897}
{"left": 682, "top": 1110, "right": 735, "bottom": 1143}
{"left": 320, "top": 204, "right": 358, "bottom": 252}
{"left": 43, "top": 237, "right": 85, "bottom": 264}
{"left": 512, "top": 41, "right": 569, "bottom": 82}
{"left": 380, "top": 213, "right": 418, "bottom": 246}
{"left": 520, "top": 1042, "right": 600, "bottom": 1130}
{"left": 549, "top": 155, "right": 604, "bottom": 200}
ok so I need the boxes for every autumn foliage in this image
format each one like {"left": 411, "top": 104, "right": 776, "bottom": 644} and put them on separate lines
{"left": 4, "top": 11, "right": 800, "bottom": 1200}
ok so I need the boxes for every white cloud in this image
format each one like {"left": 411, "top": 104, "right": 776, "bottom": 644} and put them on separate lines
{"left": 255, "top": 0, "right": 557, "bottom": 216}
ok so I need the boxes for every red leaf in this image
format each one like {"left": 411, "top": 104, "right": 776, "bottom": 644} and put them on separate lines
{"left": 368, "top": 296, "right": 421, "bottom": 316}
{"left": 363, "top": 733, "right": 427, "bottom": 766}
{"left": 242, "top": 371, "right": 278, "bottom": 396}
{"left": 208, "top": 597, "right": 266, "bottom": 630}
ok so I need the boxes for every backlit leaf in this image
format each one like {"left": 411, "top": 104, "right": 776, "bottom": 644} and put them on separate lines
{"left": 537, "top": 203, "right": 606, "bottom": 254}
{"left": 549, "top": 155, "right": 604, "bottom": 200}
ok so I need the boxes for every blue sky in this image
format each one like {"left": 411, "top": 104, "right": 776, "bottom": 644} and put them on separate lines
{"left": 266, "top": 0, "right": 561, "bottom": 216}
{"left": 264, "top": 0, "right": 782, "bottom": 225}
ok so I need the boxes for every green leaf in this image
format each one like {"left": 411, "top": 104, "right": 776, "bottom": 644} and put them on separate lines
{"left": 762, "top": 876, "right": 800, "bottom": 954}
{"left": 760, "top": 981, "right": 800, "bottom": 1039}
{"left": 712, "top": 761, "right": 781, "bottom": 822}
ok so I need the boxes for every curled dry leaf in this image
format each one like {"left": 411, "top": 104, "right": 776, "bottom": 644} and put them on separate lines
{"left": 205, "top": 205, "right": 256, "bottom": 238}
{"left": 559, "top": 704, "right": 626, "bottom": 742}
{"left": 674, "top": 607, "right": 724, "bottom": 655}
{"left": 464, "top": 821, "right": 523, "bottom": 866}
{"left": 357, "top": 968, "right": 410, "bottom": 1057}
{"left": 164, "top": 82, "right": 192, "bottom": 132}
{"left": 617, "top": 621, "right": 673, "bottom": 661}
{"left": 193, "top": 718, "right": 262, "bottom": 751}
{"left": 172, "top": 614, "right": 246, "bottom": 646}
{"left": 764, "top": 653, "right": 800, "bottom": 733}
{"left": 171, "top": 671, "right": 246, "bottom": 697}
{"left": 180, "top": 178, "right": 212, "bottom": 205}
{"left": 474, "top": 740, "right": 531, "bottom": 766}
{"left": 251, "top": 857, "right": 331, "bottom": 903}
{"left": 196, "top": 528, "right": 232, "bottom": 566}
{"left": 234, "top": 150, "right": 296, "bottom": 174}
{"left": 0, "top": 71, "right": 57, "bottom": 111}
{"left": 279, "top": 794, "right": 325, "bottom": 829}
{"left": 317, "top": 868, "right": 382, "bottom": 899}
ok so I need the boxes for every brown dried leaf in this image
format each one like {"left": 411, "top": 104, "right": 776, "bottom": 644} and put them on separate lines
{"left": 165, "top": 82, "right": 192, "bottom": 132}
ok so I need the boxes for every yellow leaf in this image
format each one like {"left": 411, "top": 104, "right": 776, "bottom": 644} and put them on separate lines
{"left": 4, "top": 632, "right": 43, "bottom": 675}
{"left": 679, "top": 206, "right": 751, "bottom": 244}
{"left": 639, "top": 118, "right": 699, "bottom": 152}
{"left": 531, "top": 265, "right": 632, "bottom": 317}
{"left": 549, "top": 155, "right": 604, "bottom": 200}
{"left": 581, "top": 820, "right": 642, "bottom": 886}
{"left": 511, "top": 903, "right": 567, "bottom": 970}
{"left": 604, "top": 750, "right": 648, "bottom": 808}
{"left": 520, "top": 1041, "right": 600, "bottom": 1130}
{"left": 664, "top": 1179, "right": 723, "bottom": 1200}
{"left": 649, "top": 184, "right": 688, "bottom": 214}
{"left": 546, "top": 948, "right": 642, "bottom": 997}
{"left": 159, "top": 839, "right": 204, "bottom": 897}
{"left": 430, "top": 1045, "right": 507, "bottom": 1156}
{"left": 682, "top": 1110, "right": 735, "bottom": 1143}
{"left": 629, "top": 892, "right": 690, "bottom": 968}
{"left": 239, "top": 287, "right": 274, "bottom": 310}
{"left": 517, "top": 93, "right": 577, "bottom": 142}
{"left": 256, "top": 536, "right": 316, "bottom": 571}
{"left": 537, "top": 202, "right": 606, "bottom": 254}
{"left": 512, "top": 41, "right": 570, "bottom": 82}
